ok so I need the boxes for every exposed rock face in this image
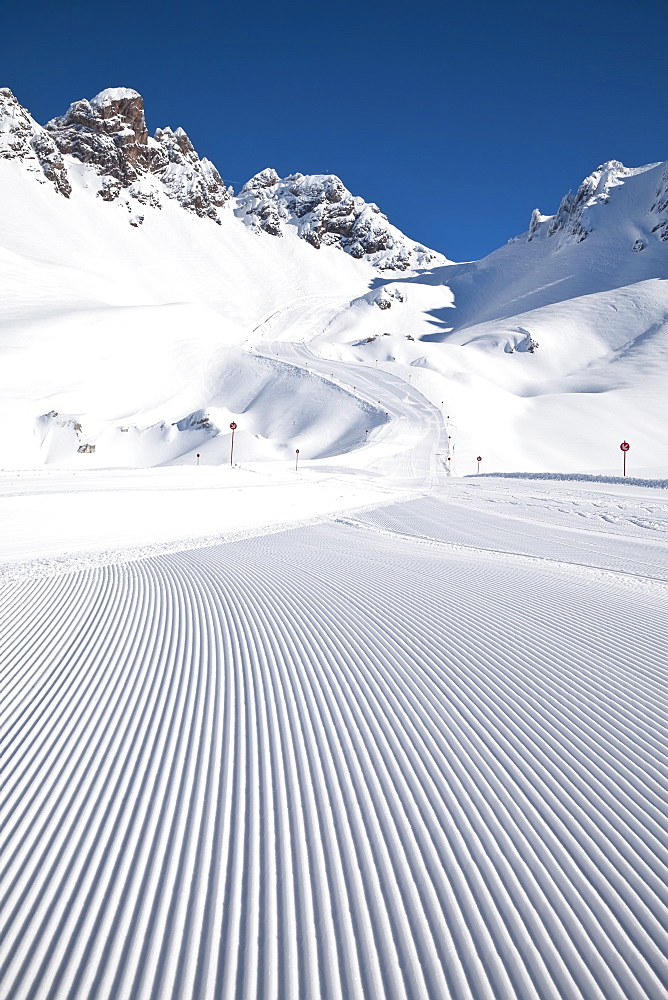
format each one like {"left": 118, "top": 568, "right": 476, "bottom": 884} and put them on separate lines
{"left": 152, "top": 126, "right": 230, "bottom": 221}
{"left": 2, "top": 85, "right": 441, "bottom": 267}
{"left": 0, "top": 88, "right": 71, "bottom": 196}
{"left": 237, "top": 169, "right": 443, "bottom": 270}
{"left": 46, "top": 89, "right": 151, "bottom": 186}
{"left": 45, "top": 88, "right": 233, "bottom": 221}
{"left": 546, "top": 161, "right": 634, "bottom": 243}
{"left": 1, "top": 86, "right": 232, "bottom": 222}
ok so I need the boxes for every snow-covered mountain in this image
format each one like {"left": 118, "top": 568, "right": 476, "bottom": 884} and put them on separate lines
{"left": 525, "top": 158, "right": 668, "bottom": 247}
{"left": 0, "top": 85, "right": 666, "bottom": 474}
{"left": 0, "top": 85, "right": 440, "bottom": 267}
{"left": 236, "top": 167, "right": 442, "bottom": 270}
{"left": 312, "top": 158, "right": 668, "bottom": 474}
{"left": 0, "top": 86, "right": 232, "bottom": 223}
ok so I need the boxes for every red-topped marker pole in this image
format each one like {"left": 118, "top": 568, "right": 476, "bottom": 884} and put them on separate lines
{"left": 229, "top": 421, "right": 237, "bottom": 466}
{"left": 476, "top": 455, "right": 482, "bottom": 474}
{"left": 620, "top": 440, "right": 630, "bottom": 476}
{"left": 295, "top": 448, "right": 300, "bottom": 471}
{"left": 196, "top": 452, "right": 200, "bottom": 467}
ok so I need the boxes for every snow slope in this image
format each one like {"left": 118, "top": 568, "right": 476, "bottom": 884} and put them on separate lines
{"left": 0, "top": 154, "right": 381, "bottom": 467}
{"left": 2, "top": 476, "right": 667, "bottom": 1000}
{"left": 307, "top": 160, "right": 668, "bottom": 475}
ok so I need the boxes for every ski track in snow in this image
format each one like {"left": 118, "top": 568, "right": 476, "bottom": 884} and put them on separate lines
{"left": 2, "top": 340, "right": 668, "bottom": 1000}
{"left": 2, "top": 515, "right": 667, "bottom": 1000}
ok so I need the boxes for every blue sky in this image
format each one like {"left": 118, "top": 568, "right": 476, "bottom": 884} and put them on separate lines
{"left": 3, "top": 0, "right": 666, "bottom": 260}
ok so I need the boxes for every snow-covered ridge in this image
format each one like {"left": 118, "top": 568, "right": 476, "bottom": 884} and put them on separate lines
{"left": 524, "top": 158, "right": 668, "bottom": 249}
{"left": 237, "top": 167, "right": 446, "bottom": 270}
{"left": 0, "top": 86, "right": 445, "bottom": 267}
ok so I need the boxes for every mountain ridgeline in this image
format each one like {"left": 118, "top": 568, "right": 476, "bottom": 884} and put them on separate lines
{"left": 0, "top": 86, "right": 442, "bottom": 269}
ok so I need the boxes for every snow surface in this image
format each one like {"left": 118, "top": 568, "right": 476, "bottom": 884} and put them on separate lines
{"left": 2, "top": 473, "right": 667, "bottom": 1000}
{"left": 89, "top": 87, "right": 141, "bottom": 108}
{"left": 1, "top": 92, "right": 668, "bottom": 1000}
{"left": 2, "top": 339, "right": 668, "bottom": 1000}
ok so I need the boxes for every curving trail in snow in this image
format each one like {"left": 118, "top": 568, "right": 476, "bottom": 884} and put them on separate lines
{"left": 261, "top": 341, "right": 450, "bottom": 483}
{"left": 2, "top": 341, "right": 668, "bottom": 1000}
{"left": 2, "top": 507, "right": 668, "bottom": 1000}
{"left": 251, "top": 294, "right": 354, "bottom": 341}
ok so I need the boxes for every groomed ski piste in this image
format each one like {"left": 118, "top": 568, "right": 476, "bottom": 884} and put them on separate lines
{"left": 2, "top": 348, "right": 667, "bottom": 1000}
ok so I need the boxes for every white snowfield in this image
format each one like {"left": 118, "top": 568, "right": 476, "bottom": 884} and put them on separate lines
{"left": 2, "top": 353, "right": 668, "bottom": 1000}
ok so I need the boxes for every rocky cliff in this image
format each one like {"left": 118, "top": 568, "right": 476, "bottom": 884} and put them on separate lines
{"left": 237, "top": 167, "right": 443, "bottom": 270}
{"left": 0, "top": 86, "right": 233, "bottom": 223}
{"left": 1, "top": 86, "right": 444, "bottom": 268}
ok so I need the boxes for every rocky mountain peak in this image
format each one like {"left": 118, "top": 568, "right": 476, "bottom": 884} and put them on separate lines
{"left": 2, "top": 85, "right": 442, "bottom": 267}
{"left": 242, "top": 167, "right": 281, "bottom": 191}
{"left": 151, "top": 125, "right": 231, "bottom": 221}
{"left": 46, "top": 88, "right": 151, "bottom": 187}
{"left": 237, "top": 169, "right": 444, "bottom": 270}
{"left": 1, "top": 86, "right": 234, "bottom": 222}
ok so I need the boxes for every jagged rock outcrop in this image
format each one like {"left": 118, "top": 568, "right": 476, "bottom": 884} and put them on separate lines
{"left": 45, "top": 88, "right": 233, "bottom": 221}
{"left": 46, "top": 88, "right": 151, "bottom": 185}
{"left": 151, "top": 126, "right": 230, "bottom": 221}
{"left": 236, "top": 169, "right": 443, "bottom": 270}
{"left": 525, "top": 161, "right": 632, "bottom": 245}
{"left": 0, "top": 88, "right": 71, "bottom": 196}
{"left": 1, "top": 86, "right": 232, "bottom": 222}
{"left": 649, "top": 167, "right": 668, "bottom": 241}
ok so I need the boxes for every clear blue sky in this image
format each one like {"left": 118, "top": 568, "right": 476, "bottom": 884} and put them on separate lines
{"left": 3, "top": 0, "right": 666, "bottom": 260}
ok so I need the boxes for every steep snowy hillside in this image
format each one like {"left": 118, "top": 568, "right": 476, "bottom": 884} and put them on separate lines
{"left": 311, "top": 160, "right": 668, "bottom": 474}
